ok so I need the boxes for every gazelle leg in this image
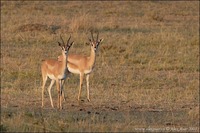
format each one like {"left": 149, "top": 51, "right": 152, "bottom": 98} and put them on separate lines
{"left": 47, "top": 80, "right": 55, "bottom": 108}
{"left": 56, "top": 79, "right": 60, "bottom": 109}
{"left": 61, "top": 79, "right": 66, "bottom": 102}
{"left": 78, "top": 73, "right": 84, "bottom": 101}
{"left": 59, "top": 80, "right": 63, "bottom": 109}
{"left": 86, "top": 74, "right": 90, "bottom": 102}
{"left": 41, "top": 75, "right": 47, "bottom": 108}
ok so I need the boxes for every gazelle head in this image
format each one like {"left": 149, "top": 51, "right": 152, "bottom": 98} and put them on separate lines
{"left": 58, "top": 35, "right": 74, "bottom": 56}
{"left": 87, "top": 31, "right": 103, "bottom": 52}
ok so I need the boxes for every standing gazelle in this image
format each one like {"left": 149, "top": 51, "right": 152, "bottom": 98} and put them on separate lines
{"left": 41, "top": 35, "right": 73, "bottom": 109}
{"left": 58, "top": 32, "right": 103, "bottom": 102}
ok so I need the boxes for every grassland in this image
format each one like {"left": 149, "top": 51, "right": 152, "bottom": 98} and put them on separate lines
{"left": 1, "top": 1, "right": 199, "bottom": 132}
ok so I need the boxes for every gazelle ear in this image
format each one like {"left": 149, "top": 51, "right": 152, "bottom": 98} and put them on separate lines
{"left": 86, "top": 42, "right": 90, "bottom": 45}
{"left": 99, "top": 39, "right": 103, "bottom": 43}
{"left": 88, "top": 38, "right": 92, "bottom": 42}
{"left": 58, "top": 41, "right": 62, "bottom": 46}
{"left": 70, "top": 41, "right": 74, "bottom": 47}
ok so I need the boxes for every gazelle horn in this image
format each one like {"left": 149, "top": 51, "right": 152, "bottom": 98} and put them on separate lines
{"left": 66, "top": 35, "right": 71, "bottom": 47}
{"left": 96, "top": 32, "right": 99, "bottom": 42}
{"left": 91, "top": 31, "right": 95, "bottom": 42}
{"left": 60, "top": 35, "right": 65, "bottom": 46}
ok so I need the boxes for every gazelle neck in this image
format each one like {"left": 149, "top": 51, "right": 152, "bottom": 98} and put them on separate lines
{"left": 61, "top": 51, "right": 67, "bottom": 68}
{"left": 88, "top": 46, "right": 96, "bottom": 68}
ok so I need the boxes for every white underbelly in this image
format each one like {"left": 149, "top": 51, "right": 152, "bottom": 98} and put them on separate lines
{"left": 68, "top": 67, "right": 93, "bottom": 75}
{"left": 84, "top": 69, "right": 92, "bottom": 74}
{"left": 47, "top": 73, "right": 67, "bottom": 80}
{"left": 68, "top": 67, "right": 80, "bottom": 74}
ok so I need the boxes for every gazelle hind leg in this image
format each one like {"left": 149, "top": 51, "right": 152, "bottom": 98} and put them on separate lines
{"left": 61, "top": 79, "right": 66, "bottom": 102}
{"left": 48, "top": 80, "right": 55, "bottom": 108}
{"left": 78, "top": 73, "right": 84, "bottom": 101}
{"left": 41, "top": 75, "right": 47, "bottom": 108}
{"left": 86, "top": 74, "right": 90, "bottom": 102}
{"left": 59, "top": 80, "right": 63, "bottom": 109}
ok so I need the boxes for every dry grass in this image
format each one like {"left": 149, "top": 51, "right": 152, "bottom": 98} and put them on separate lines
{"left": 1, "top": 1, "right": 199, "bottom": 132}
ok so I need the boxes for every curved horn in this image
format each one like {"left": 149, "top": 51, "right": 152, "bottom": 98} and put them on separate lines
{"left": 66, "top": 35, "right": 71, "bottom": 46}
{"left": 96, "top": 32, "right": 99, "bottom": 42}
{"left": 91, "top": 31, "right": 95, "bottom": 42}
{"left": 60, "top": 35, "right": 65, "bottom": 45}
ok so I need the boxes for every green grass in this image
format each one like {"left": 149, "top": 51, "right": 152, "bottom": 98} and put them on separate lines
{"left": 1, "top": 1, "right": 199, "bottom": 132}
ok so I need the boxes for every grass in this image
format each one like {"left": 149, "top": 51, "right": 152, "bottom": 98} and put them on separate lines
{"left": 1, "top": 1, "right": 199, "bottom": 132}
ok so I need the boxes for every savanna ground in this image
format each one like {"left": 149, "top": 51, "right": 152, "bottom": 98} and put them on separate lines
{"left": 1, "top": 1, "right": 199, "bottom": 132}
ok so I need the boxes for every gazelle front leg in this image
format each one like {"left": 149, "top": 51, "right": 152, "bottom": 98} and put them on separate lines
{"left": 41, "top": 75, "right": 47, "bottom": 108}
{"left": 78, "top": 73, "right": 84, "bottom": 101}
{"left": 48, "top": 80, "right": 55, "bottom": 108}
{"left": 86, "top": 74, "right": 90, "bottom": 102}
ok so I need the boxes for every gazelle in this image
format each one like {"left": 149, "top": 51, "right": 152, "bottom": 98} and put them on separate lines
{"left": 41, "top": 35, "right": 73, "bottom": 109}
{"left": 58, "top": 32, "right": 103, "bottom": 102}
